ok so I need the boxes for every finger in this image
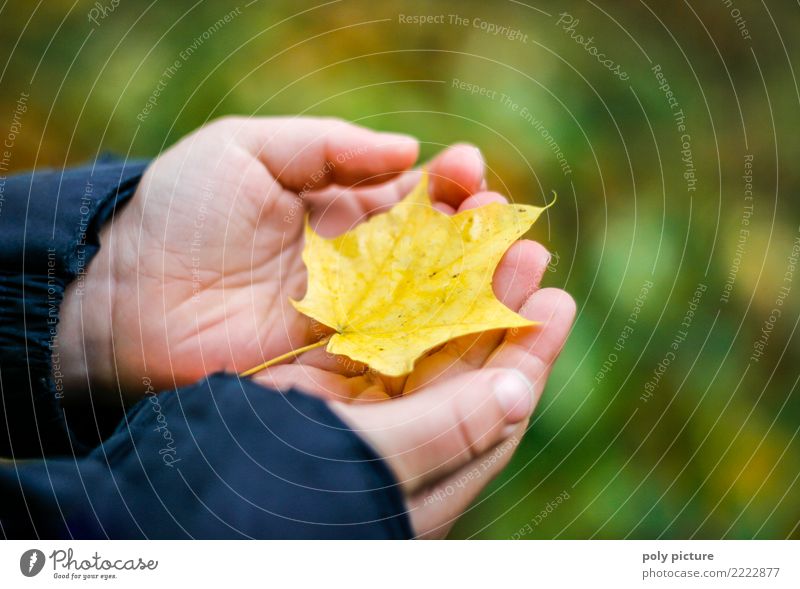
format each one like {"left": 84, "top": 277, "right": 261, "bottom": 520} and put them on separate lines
{"left": 305, "top": 169, "right": 422, "bottom": 218}
{"left": 306, "top": 142, "right": 487, "bottom": 220}
{"left": 485, "top": 288, "right": 576, "bottom": 389}
{"left": 492, "top": 240, "right": 551, "bottom": 315}
{"left": 408, "top": 428, "right": 523, "bottom": 538}
{"left": 403, "top": 240, "right": 550, "bottom": 392}
{"left": 251, "top": 364, "right": 371, "bottom": 403}
{"left": 296, "top": 341, "right": 369, "bottom": 376}
{"left": 352, "top": 143, "right": 486, "bottom": 213}
{"left": 223, "top": 116, "right": 419, "bottom": 192}
{"left": 305, "top": 143, "right": 482, "bottom": 236}
{"left": 305, "top": 170, "right": 455, "bottom": 238}
{"left": 428, "top": 144, "right": 485, "bottom": 208}
{"left": 332, "top": 368, "right": 535, "bottom": 494}
{"left": 353, "top": 384, "right": 392, "bottom": 404}
{"left": 432, "top": 202, "right": 455, "bottom": 215}
{"left": 456, "top": 190, "right": 508, "bottom": 212}
{"left": 441, "top": 240, "right": 551, "bottom": 366}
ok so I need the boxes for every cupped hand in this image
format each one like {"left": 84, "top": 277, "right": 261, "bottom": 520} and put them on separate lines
{"left": 59, "top": 116, "right": 493, "bottom": 400}
{"left": 249, "top": 197, "right": 576, "bottom": 537}
{"left": 329, "top": 282, "right": 575, "bottom": 538}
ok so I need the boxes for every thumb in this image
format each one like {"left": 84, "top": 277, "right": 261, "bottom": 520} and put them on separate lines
{"left": 332, "top": 368, "right": 535, "bottom": 494}
{"left": 211, "top": 115, "right": 419, "bottom": 192}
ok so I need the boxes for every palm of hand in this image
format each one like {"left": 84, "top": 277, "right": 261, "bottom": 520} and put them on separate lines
{"left": 107, "top": 124, "right": 360, "bottom": 391}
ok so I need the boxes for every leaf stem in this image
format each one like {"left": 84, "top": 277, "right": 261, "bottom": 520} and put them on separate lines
{"left": 239, "top": 336, "right": 331, "bottom": 377}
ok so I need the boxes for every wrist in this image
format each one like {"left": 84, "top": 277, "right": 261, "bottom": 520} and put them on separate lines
{"left": 55, "top": 222, "right": 116, "bottom": 404}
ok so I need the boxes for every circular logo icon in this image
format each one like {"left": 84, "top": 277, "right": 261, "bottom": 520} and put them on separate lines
{"left": 19, "top": 549, "right": 45, "bottom": 577}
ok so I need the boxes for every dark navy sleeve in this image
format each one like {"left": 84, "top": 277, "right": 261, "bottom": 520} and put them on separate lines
{"left": 0, "top": 160, "right": 149, "bottom": 458}
{"left": 1, "top": 374, "right": 412, "bottom": 539}
{"left": 0, "top": 163, "right": 412, "bottom": 539}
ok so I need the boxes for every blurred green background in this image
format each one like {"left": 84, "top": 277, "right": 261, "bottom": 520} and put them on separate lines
{"left": 1, "top": 0, "right": 798, "bottom": 538}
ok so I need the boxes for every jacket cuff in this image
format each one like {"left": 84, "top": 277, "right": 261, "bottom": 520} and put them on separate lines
{"left": 1, "top": 374, "right": 413, "bottom": 539}
{"left": 0, "top": 160, "right": 149, "bottom": 458}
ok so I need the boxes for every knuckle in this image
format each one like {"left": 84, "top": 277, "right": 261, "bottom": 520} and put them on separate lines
{"left": 452, "top": 388, "right": 499, "bottom": 461}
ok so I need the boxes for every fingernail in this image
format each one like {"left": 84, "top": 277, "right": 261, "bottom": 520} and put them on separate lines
{"left": 493, "top": 370, "right": 534, "bottom": 424}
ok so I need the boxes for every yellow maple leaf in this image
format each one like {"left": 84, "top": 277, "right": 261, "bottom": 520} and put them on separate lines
{"left": 242, "top": 173, "right": 552, "bottom": 377}
{"left": 292, "top": 174, "right": 546, "bottom": 376}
